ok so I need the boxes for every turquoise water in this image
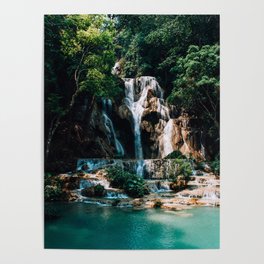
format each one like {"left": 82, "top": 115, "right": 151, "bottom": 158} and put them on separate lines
{"left": 45, "top": 203, "right": 220, "bottom": 249}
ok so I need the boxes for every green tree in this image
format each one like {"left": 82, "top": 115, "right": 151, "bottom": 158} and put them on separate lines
{"left": 44, "top": 15, "right": 122, "bottom": 159}
{"left": 115, "top": 15, "right": 219, "bottom": 89}
{"left": 168, "top": 44, "right": 220, "bottom": 156}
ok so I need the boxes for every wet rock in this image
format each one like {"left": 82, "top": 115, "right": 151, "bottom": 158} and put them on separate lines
{"left": 118, "top": 104, "right": 133, "bottom": 121}
{"left": 133, "top": 198, "right": 144, "bottom": 207}
{"left": 81, "top": 184, "right": 106, "bottom": 197}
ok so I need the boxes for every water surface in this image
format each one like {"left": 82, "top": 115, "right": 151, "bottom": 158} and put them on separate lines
{"left": 45, "top": 203, "right": 219, "bottom": 249}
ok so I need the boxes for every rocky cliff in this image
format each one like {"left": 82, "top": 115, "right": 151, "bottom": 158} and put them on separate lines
{"left": 46, "top": 76, "right": 207, "bottom": 173}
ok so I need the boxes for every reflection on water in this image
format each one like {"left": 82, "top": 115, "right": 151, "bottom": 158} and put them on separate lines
{"left": 45, "top": 203, "right": 220, "bottom": 249}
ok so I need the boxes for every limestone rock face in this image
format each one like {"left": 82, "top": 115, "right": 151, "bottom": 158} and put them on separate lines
{"left": 138, "top": 95, "right": 205, "bottom": 160}
{"left": 118, "top": 104, "right": 133, "bottom": 122}
{"left": 117, "top": 76, "right": 206, "bottom": 159}
{"left": 46, "top": 75, "right": 209, "bottom": 174}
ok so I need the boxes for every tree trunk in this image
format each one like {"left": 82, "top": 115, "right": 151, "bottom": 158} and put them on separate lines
{"left": 45, "top": 115, "right": 61, "bottom": 160}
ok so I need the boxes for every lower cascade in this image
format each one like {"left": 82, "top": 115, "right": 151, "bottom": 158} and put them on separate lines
{"left": 74, "top": 158, "right": 220, "bottom": 207}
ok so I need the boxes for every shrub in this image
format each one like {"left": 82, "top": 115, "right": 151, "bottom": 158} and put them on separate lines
{"left": 178, "top": 161, "right": 192, "bottom": 181}
{"left": 195, "top": 162, "right": 205, "bottom": 171}
{"left": 44, "top": 185, "right": 64, "bottom": 202}
{"left": 94, "top": 184, "right": 106, "bottom": 197}
{"left": 168, "top": 159, "right": 192, "bottom": 182}
{"left": 106, "top": 166, "right": 127, "bottom": 188}
{"left": 165, "top": 150, "right": 185, "bottom": 159}
{"left": 124, "top": 176, "right": 145, "bottom": 198}
{"left": 44, "top": 175, "right": 64, "bottom": 188}
{"left": 81, "top": 184, "right": 106, "bottom": 197}
{"left": 106, "top": 166, "right": 146, "bottom": 198}
{"left": 167, "top": 159, "right": 193, "bottom": 192}
{"left": 210, "top": 156, "right": 220, "bottom": 175}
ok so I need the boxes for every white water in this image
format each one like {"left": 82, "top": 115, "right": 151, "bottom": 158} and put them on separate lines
{"left": 124, "top": 77, "right": 169, "bottom": 176}
{"left": 200, "top": 132, "right": 206, "bottom": 158}
{"left": 106, "top": 191, "right": 129, "bottom": 199}
{"left": 124, "top": 76, "right": 168, "bottom": 160}
{"left": 77, "top": 159, "right": 111, "bottom": 172}
{"left": 102, "top": 99, "right": 124, "bottom": 157}
{"left": 80, "top": 178, "right": 110, "bottom": 189}
{"left": 123, "top": 76, "right": 177, "bottom": 159}
{"left": 157, "top": 98, "right": 170, "bottom": 120}
{"left": 202, "top": 189, "right": 220, "bottom": 201}
{"left": 145, "top": 180, "right": 172, "bottom": 193}
{"left": 161, "top": 119, "right": 174, "bottom": 157}
{"left": 124, "top": 78, "right": 144, "bottom": 159}
{"left": 136, "top": 159, "right": 145, "bottom": 177}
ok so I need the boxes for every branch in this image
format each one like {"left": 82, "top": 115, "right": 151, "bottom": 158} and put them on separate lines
{"left": 74, "top": 47, "right": 88, "bottom": 89}
{"left": 199, "top": 100, "right": 219, "bottom": 129}
{"left": 204, "top": 88, "right": 216, "bottom": 112}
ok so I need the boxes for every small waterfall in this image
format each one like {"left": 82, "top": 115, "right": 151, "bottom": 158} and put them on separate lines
{"left": 102, "top": 99, "right": 124, "bottom": 157}
{"left": 80, "top": 178, "right": 110, "bottom": 189}
{"left": 145, "top": 180, "right": 172, "bottom": 193}
{"left": 157, "top": 98, "right": 170, "bottom": 120}
{"left": 161, "top": 119, "right": 174, "bottom": 157}
{"left": 200, "top": 132, "right": 206, "bottom": 158}
{"left": 136, "top": 160, "right": 145, "bottom": 177}
{"left": 202, "top": 188, "right": 219, "bottom": 200}
{"left": 105, "top": 191, "right": 128, "bottom": 199}
{"left": 77, "top": 159, "right": 112, "bottom": 172}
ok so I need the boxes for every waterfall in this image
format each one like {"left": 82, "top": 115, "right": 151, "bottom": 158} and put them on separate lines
{"left": 136, "top": 160, "right": 145, "bottom": 177}
{"left": 157, "top": 98, "right": 170, "bottom": 120}
{"left": 124, "top": 77, "right": 167, "bottom": 176}
{"left": 77, "top": 159, "right": 114, "bottom": 172}
{"left": 102, "top": 99, "right": 124, "bottom": 157}
{"left": 200, "top": 131, "right": 206, "bottom": 158}
{"left": 124, "top": 76, "right": 165, "bottom": 159}
{"left": 161, "top": 119, "right": 174, "bottom": 157}
{"left": 124, "top": 79, "right": 144, "bottom": 159}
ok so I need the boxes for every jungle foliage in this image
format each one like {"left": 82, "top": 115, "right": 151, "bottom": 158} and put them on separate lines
{"left": 106, "top": 166, "right": 146, "bottom": 198}
{"left": 45, "top": 15, "right": 220, "bottom": 160}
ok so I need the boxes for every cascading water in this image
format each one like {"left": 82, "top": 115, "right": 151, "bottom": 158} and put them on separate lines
{"left": 125, "top": 76, "right": 181, "bottom": 160}
{"left": 124, "top": 77, "right": 166, "bottom": 176}
{"left": 200, "top": 132, "right": 206, "bottom": 158}
{"left": 161, "top": 119, "right": 174, "bottom": 157}
{"left": 124, "top": 77, "right": 166, "bottom": 159}
{"left": 124, "top": 79, "right": 143, "bottom": 159}
{"left": 102, "top": 99, "right": 124, "bottom": 157}
{"left": 135, "top": 159, "right": 144, "bottom": 177}
{"left": 157, "top": 98, "right": 170, "bottom": 120}
{"left": 77, "top": 159, "right": 112, "bottom": 172}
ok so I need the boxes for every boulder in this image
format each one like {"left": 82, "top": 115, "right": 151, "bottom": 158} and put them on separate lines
{"left": 81, "top": 184, "right": 106, "bottom": 197}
